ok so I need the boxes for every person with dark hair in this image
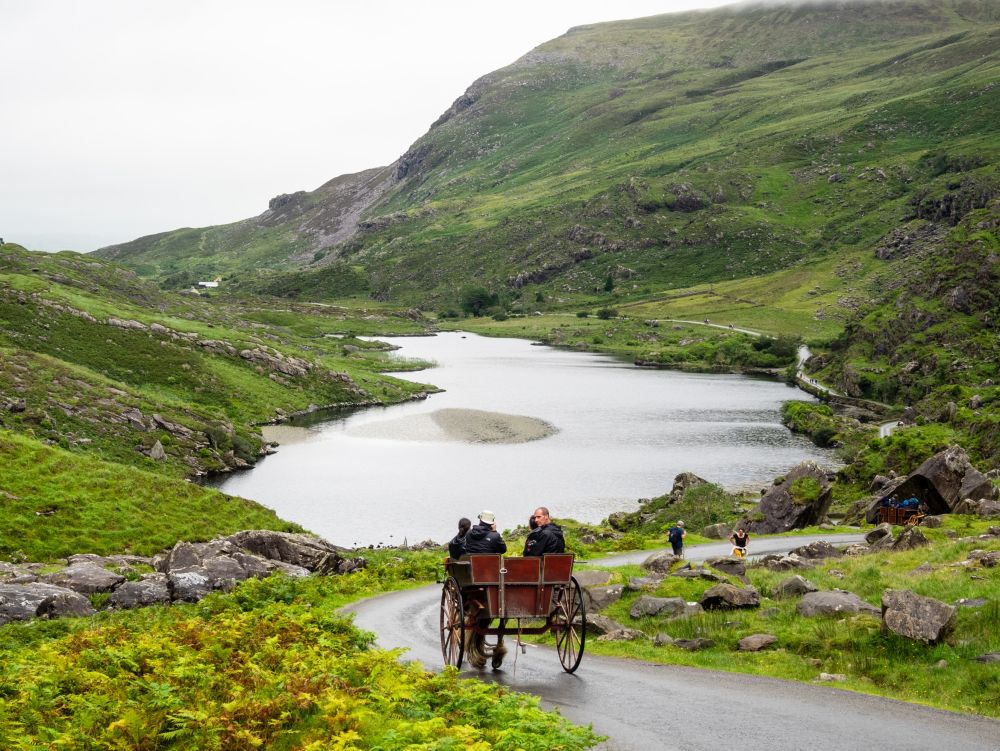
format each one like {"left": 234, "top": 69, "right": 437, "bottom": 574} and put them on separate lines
{"left": 448, "top": 517, "right": 472, "bottom": 559}
{"left": 463, "top": 510, "right": 507, "bottom": 554}
{"left": 523, "top": 506, "right": 565, "bottom": 556}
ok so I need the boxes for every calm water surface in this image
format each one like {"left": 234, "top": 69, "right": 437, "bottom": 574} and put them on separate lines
{"left": 214, "top": 332, "right": 834, "bottom": 546}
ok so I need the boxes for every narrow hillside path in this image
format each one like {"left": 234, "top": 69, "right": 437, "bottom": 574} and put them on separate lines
{"left": 344, "top": 535, "right": 1000, "bottom": 751}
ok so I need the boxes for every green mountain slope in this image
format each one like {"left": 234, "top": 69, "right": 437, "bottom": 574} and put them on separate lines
{"left": 95, "top": 0, "right": 1000, "bottom": 309}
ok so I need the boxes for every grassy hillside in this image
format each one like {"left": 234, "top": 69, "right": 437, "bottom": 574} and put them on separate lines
{"left": 0, "top": 430, "right": 301, "bottom": 561}
{"left": 94, "top": 0, "right": 1000, "bottom": 315}
{"left": 1, "top": 243, "right": 433, "bottom": 479}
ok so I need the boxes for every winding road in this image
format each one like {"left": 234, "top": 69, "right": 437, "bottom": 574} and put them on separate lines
{"left": 345, "top": 535, "right": 1000, "bottom": 751}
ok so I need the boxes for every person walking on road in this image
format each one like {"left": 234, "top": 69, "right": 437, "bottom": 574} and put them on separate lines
{"left": 667, "top": 520, "right": 686, "bottom": 557}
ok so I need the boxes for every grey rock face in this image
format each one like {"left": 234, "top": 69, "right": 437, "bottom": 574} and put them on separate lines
{"left": 641, "top": 552, "right": 681, "bottom": 574}
{"left": 865, "top": 523, "right": 893, "bottom": 544}
{"left": 891, "top": 527, "right": 929, "bottom": 551}
{"left": 226, "top": 530, "right": 362, "bottom": 574}
{"left": 759, "top": 553, "right": 813, "bottom": 571}
{"left": 866, "top": 445, "right": 998, "bottom": 522}
{"left": 740, "top": 462, "right": 832, "bottom": 534}
{"left": 585, "top": 614, "right": 630, "bottom": 636}
{"left": 573, "top": 570, "right": 613, "bottom": 588}
{"left": 881, "top": 589, "right": 956, "bottom": 644}
{"left": 596, "top": 628, "right": 647, "bottom": 642}
{"left": 43, "top": 562, "right": 125, "bottom": 594}
{"left": 584, "top": 584, "right": 624, "bottom": 612}
{"left": 699, "top": 583, "right": 760, "bottom": 610}
{"left": 630, "top": 596, "right": 688, "bottom": 619}
{"left": 775, "top": 575, "right": 818, "bottom": 599}
{"left": 627, "top": 575, "right": 663, "bottom": 591}
{"left": 738, "top": 633, "right": 778, "bottom": 651}
{"left": 0, "top": 583, "right": 95, "bottom": 624}
{"left": 107, "top": 575, "right": 171, "bottom": 609}
{"left": 797, "top": 590, "right": 879, "bottom": 617}
{"left": 167, "top": 570, "right": 213, "bottom": 602}
{"left": 702, "top": 523, "right": 732, "bottom": 539}
{"left": 704, "top": 556, "right": 746, "bottom": 577}
{"left": 788, "top": 540, "right": 842, "bottom": 560}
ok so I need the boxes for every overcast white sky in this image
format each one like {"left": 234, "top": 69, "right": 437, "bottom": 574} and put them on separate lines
{"left": 1, "top": 0, "right": 734, "bottom": 251}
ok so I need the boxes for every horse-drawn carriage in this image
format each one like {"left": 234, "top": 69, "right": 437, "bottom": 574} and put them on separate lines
{"left": 440, "top": 553, "right": 586, "bottom": 673}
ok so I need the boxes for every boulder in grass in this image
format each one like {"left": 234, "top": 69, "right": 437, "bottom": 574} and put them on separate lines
{"left": 775, "top": 574, "right": 818, "bottom": 599}
{"left": 585, "top": 614, "right": 630, "bottom": 636}
{"left": 573, "top": 570, "right": 614, "bottom": 588}
{"left": 642, "top": 552, "right": 681, "bottom": 574}
{"left": 739, "top": 462, "right": 832, "bottom": 534}
{"left": 597, "top": 627, "right": 647, "bottom": 642}
{"left": 0, "top": 583, "right": 95, "bottom": 625}
{"left": 865, "top": 523, "right": 893, "bottom": 544}
{"left": 630, "top": 595, "right": 687, "bottom": 619}
{"left": 705, "top": 556, "right": 746, "bottom": 577}
{"left": 584, "top": 584, "right": 624, "bottom": 612}
{"left": 44, "top": 561, "right": 126, "bottom": 594}
{"left": 627, "top": 575, "right": 662, "bottom": 591}
{"left": 702, "top": 523, "right": 732, "bottom": 539}
{"left": 673, "top": 638, "right": 715, "bottom": 651}
{"left": 699, "top": 583, "right": 760, "bottom": 610}
{"left": 107, "top": 575, "right": 171, "bottom": 610}
{"left": 974, "top": 652, "right": 1000, "bottom": 663}
{"left": 881, "top": 589, "right": 956, "bottom": 645}
{"left": 797, "top": 590, "right": 879, "bottom": 617}
{"left": 789, "top": 541, "right": 842, "bottom": 560}
{"left": 891, "top": 527, "right": 929, "bottom": 551}
{"left": 738, "top": 633, "right": 778, "bottom": 652}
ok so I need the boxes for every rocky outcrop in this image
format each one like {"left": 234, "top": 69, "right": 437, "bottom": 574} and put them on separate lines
{"left": 0, "top": 531, "right": 366, "bottom": 624}
{"left": 796, "top": 590, "right": 879, "bottom": 617}
{"left": 881, "top": 589, "right": 955, "bottom": 644}
{"left": 0, "top": 582, "right": 95, "bottom": 625}
{"left": 865, "top": 445, "right": 998, "bottom": 522}
{"left": 43, "top": 561, "right": 125, "bottom": 593}
{"left": 740, "top": 462, "right": 832, "bottom": 534}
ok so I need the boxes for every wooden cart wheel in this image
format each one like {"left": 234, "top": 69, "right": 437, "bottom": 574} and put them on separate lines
{"left": 553, "top": 576, "right": 586, "bottom": 673}
{"left": 440, "top": 577, "right": 466, "bottom": 668}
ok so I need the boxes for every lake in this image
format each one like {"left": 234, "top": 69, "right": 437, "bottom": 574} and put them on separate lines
{"left": 212, "top": 332, "right": 834, "bottom": 546}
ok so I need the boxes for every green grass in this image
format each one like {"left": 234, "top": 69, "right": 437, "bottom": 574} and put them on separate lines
{"left": 583, "top": 525, "right": 1000, "bottom": 716}
{"left": 0, "top": 431, "right": 301, "bottom": 561}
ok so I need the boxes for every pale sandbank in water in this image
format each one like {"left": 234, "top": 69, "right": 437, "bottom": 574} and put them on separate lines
{"left": 261, "top": 424, "right": 319, "bottom": 446}
{"left": 347, "top": 408, "right": 557, "bottom": 444}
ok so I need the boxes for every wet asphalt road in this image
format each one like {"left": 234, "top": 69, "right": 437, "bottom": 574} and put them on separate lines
{"left": 344, "top": 535, "right": 1000, "bottom": 751}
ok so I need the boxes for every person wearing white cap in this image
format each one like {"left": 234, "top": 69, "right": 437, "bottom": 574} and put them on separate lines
{"left": 667, "top": 520, "right": 686, "bottom": 557}
{"left": 463, "top": 510, "right": 507, "bottom": 554}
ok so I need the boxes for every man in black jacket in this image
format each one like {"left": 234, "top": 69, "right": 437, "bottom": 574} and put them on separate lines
{"left": 523, "top": 506, "right": 565, "bottom": 556}
{"left": 463, "top": 511, "right": 507, "bottom": 554}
